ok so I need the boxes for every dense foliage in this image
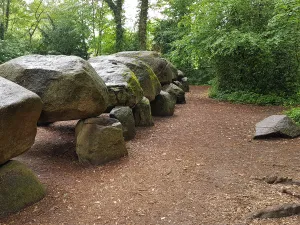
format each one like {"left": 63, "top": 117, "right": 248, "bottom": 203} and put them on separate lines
{"left": 153, "top": 0, "right": 300, "bottom": 104}
{"left": 1, "top": 0, "right": 300, "bottom": 106}
{"left": 286, "top": 107, "right": 300, "bottom": 125}
{"left": 0, "top": 0, "right": 145, "bottom": 62}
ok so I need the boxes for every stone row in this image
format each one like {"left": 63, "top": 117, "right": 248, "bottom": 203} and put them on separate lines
{"left": 0, "top": 51, "right": 189, "bottom": 217}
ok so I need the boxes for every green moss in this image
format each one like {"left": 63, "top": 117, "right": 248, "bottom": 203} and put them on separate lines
{"left": 126, "top": 71, "right": 143, "bottom": 100}
{"left": 147, "top": 67, "right": 160, "bottom": 85}
{"left": 0, "top": 160, "right": 46, "bottom": 218}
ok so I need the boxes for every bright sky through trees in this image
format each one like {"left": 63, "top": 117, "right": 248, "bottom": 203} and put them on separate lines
{"left": 24, "top": 0, "right": 160, "bottom": 29}
{"left": 124, "top": 0, "right": 161, "bottom": 30}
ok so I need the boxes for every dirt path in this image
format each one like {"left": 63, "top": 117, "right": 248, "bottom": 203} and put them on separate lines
{"left": 2, "top": 86, "right": 300, "bottom": 225}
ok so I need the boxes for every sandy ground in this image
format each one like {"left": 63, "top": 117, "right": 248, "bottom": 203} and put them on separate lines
{"left": 1, "top": 86, "right": 300, "bottom": 225}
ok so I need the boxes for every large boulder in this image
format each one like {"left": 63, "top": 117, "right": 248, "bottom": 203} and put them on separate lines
{"left": 254, "top": 115, "right": 300, "bottom": 139}
{"left": 133, "top": 97, "right": 154, "bottom": 127}
{"left": 75, "top": 117, "right": 128, "bottom": 165}
{"left": 115, "top": 51, "right": 177, "bottom": 85}
{"left": 88, "top": 57, "right": 144, "bottom": 108}
{"left": 0, "top": 55, "right": 109, "bottom": 123}
{"left": 110, "top": 106, "right": 136, "bottom": 140}
{"left": 151, "top": 91, "right": 176, "bottom": 117}
{"left": 0, "top": 77, "right": 42, "bottom": 165}
{"left": 162, "top": 83, "right": 186, "bottom": 104}
{"left": 99, "top": 55, "right": 161, "bottom": 101}
{"left": 0, "top": 160, "right": 46, "bottom": 218}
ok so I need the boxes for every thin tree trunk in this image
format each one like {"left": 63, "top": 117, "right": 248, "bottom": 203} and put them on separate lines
{"left": 28, "top": 0, "right": 44, "bottom": 47}
{"left": 138, "top": 0, "right": 148, "bottom": 50}
{"left": 104, "top": 0, "right": 124, "bottom": 52}
{"left": 114, "top": 9, "right": 123, "bottom": 51}
{"left": 0, "top": 0, "right": 10, "bottom": 40}
{"left": 0, "top": 23, "right": 4, "bottom": 40}
{"left": 5, "top": 0, "right": 10, "bottom": 32}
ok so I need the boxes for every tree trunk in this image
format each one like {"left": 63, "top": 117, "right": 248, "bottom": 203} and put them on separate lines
{"left": 104, "top": 0, "right": 124, "bottom": 52}
{"left": 138, "top": 0, "right": 148, "bottom": 50}
{"left": 114, "top": 9, "right": 123, "bottom": 51}
{"left": 0, "top": 0, "right": 10, "bottom": 40}
{"left": 5, "top": 0, "right": 10, "bottom": 32}
{"left": 0, "top": 23, "right": 4, "bottom": 40}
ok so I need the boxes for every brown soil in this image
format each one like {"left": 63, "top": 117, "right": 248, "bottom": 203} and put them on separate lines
{"left": 2, "top": 86, "right": 300, "bottom": 225}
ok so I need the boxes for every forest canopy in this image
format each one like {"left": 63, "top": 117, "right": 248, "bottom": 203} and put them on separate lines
{"left": 0, "top": 0, "right": 300, "bottom": 105}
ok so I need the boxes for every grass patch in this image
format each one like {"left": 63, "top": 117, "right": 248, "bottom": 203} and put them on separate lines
{"left": 209, "top": 89, "right": 300, "bottom": 106}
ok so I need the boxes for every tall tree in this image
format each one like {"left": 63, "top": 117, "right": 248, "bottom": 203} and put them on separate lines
{"left": 104, "top": 0, "right": 124, "bottom": 52}
{"left": 0, "top": 0, "right": 10, "bottom": 40}
{"left": 27, "top": 0, "right": 45, "bottom": 47}
{"left": 138, "top": 0, "right": 148, "bottom": 50}
{"left": 89, "top": 0, "right": 114, "bottom": 55}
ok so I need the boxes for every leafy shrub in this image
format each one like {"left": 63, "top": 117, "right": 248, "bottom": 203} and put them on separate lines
{"left": 0, "top": 39, "right": 28, "bottom": 64}
{"left": 285, "top": 108, "right": 300, "bottom": 125}
{"left": 210, "top": 90, "right": 293, "bottom": 105}
{"left": 160, "top": 0, "right": 300, "bottom": 99}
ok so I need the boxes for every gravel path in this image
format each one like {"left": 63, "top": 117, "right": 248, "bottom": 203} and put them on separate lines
{"left": 2, "top": 86, "right": 300, "bottom": 225}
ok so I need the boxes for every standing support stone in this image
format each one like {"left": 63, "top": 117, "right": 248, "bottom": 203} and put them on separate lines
{"left": 133, "top": 97, "right": 154, "bottom": 127}
{"left": 151, "top": 91, "right": 176, "bottom": 117}
{"left": 75, "top": 117, "right": 128, "bottom": 165}
{"left": 162, "top": 83, "right": 186, "bottom": 104}
{"left": 0, "top": 160, "right": 46, "bottom": 218}
{"left": 110, "top": 106, "right": 136, "bottom": 140}
{"left": 180, "top": 77, "right": 190, "bottom": 92}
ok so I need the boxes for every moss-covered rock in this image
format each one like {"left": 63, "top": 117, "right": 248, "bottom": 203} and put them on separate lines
{"left": 133, "top": 97, "right": 154, "bottom": 127}
{"left": 89, "top": 57, "right": 144, "bottom": 108}
{"left": 110, "top": 106, "right": 136, "bottom": 140}
{"left": 180, "top": 77, "right": 190, "bottom": 92}
{"left": 0, "top": 55, "right": 109, "bottom": 123}
{"left": 151, "top": 91, "right": 176, "bottom": 117}
{"left": 75, "top": 117, "right": 128, "bottom": 165}
{"left": 102, "top": 56, "right": 161, "bottom": 101}
{"left": 0, "top": 160, "right": 46, "bottom": 218}
{"left": 115, "top": 51, "right": 177, "bottom": 85}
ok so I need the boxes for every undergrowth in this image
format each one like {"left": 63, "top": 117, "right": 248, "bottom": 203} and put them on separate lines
{"left": 285, "top": 108, "right": 300, "bottom": 125}
{"left": 209, "top": 88, "right": 300, "bottom": 106}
